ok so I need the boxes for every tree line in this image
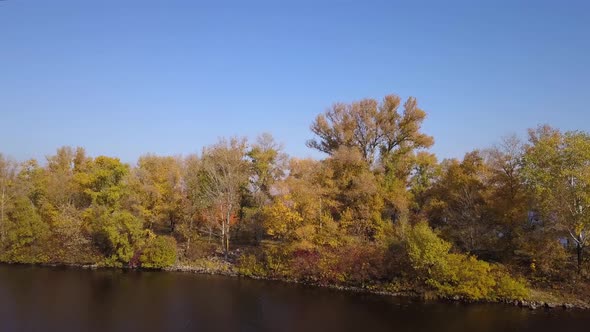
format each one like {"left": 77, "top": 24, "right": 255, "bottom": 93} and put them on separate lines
{"left": 1, "top": 94, "right": 588, "bottom": 301}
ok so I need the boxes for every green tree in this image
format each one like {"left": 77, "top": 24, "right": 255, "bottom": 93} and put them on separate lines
{"left": 77, "top": 156, "right": 130, "bottom": 209}
{"left": 90, "top": 209, "right": 146, "bottom": 266}
{"left": 521, "top": 126, "right": 590, "bottom": 272}
{"left": 3, "top": 196, "right": 50, "bottom": 262}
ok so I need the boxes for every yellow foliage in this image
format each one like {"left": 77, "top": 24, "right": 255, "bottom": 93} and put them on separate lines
{"left": 262, "top": 197, "right": 303, "bottom": 240}
{"left": 403, "top": 220, "right": 529, "bottom": 301}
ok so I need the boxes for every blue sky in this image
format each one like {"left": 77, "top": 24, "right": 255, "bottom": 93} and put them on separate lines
{"left": 1, "top": 0, "right": 589, "bottom": 163}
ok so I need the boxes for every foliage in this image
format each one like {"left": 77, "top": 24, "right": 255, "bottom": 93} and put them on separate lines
{"left": 307, "top": 94, "right": 433, "bottom": 165}
{"left": 1, "top": 197, "right": 50, "bottom": 263}
{"left": 140, "top": 235, "right": 177, "bottom": 269}
{"left": 521, "top": 126, "right": 590, "bottom": 271}
{"left": 1, "top": 93, "right": 584, "bottom": 305}
{"left": 403, "top": 221, "right": 529, "bottom": 300}
{"left": 238, "top": 253, "right": 267, "bottom": 277}
{"left": 262, "top": 197, "right": 303, "bottom": 240}
{"left": 90, "top": 209, "right": 146, "bottom": 267}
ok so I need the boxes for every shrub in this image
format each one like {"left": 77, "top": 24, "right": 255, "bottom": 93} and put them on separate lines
{"left": 289, "top": 249, "right": 321, "bottom": 282}
{"left": 403, "top": 220, "right": 529, "bottom": 301}
{"left": 492, "top": 268, "right": 530, "bottom": 300}
{"left": 428, "top": 254, "right": 496, "bottom": 300}
{"left": 238, "top": 253, "right": 267, "bottom": 277}
{"left": 140, "top": 236, "right": 177, "bottom": 269}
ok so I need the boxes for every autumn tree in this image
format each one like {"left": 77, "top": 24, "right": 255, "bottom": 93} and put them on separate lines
{"left": 76, "top": 156, "right": 146, "bottom": 266}
{"left": 3, "top": 196, "right": 50, "bottom": 263}
{"left": 426, "top": 151, "right": 493, "bottom": 253}
{"left": 45, "top": 146, "right": 89, "bottom": 207}
{"left": 0, "top": 154, "right": 18, "bottom": 243}
{"left": 307, "top": 94, "right": 435, "bottom": 224}
{"left": 240, "top": 134, "right": 289, "bottom": 242}
{"left": 41, "top": 148, "right": 92, "bottom": 259}
{"left": 521, "top": 126, "right": 590, "bottom": 272}
{"left": 77, "top": 156, "right": 130, "bottom": 210}
{"left": 480, "top": 136, "right": 530, "bottom": 257}
{"left": 132, "top": 154, "right": 185, "bottom": 232}
{"left": 408, "top": 152, "right": 440, "bottom": 217}
{"left": 198, "top": 138, "right": 249, "bottom": 258}
{"left": 323, "top": 147, "right": 386, "bottom": 240}
{"left": 247, "top": 133, "right": 288, "bottom": 205}
{"left": 307, "top": 94, "right": 433, "bottom": 166}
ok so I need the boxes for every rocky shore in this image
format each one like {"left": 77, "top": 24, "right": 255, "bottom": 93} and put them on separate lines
{"left": 164, "top": 262, "right": 590, "bottom": 310}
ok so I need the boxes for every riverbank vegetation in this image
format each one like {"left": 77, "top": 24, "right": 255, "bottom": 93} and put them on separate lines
{"left": 1, "top": 94, "right": 588, "bottom": 304}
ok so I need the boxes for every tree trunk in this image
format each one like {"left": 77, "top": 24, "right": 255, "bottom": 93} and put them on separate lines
{"left": 220, "top": 220, "right": 225, "bottom": 256}
{"left": 577, "top": 242, "right": 583, "bottom": 273}
{"left": 224, "top": 209, "right": 231, "bottom": 260}
{"left": 225, "top": 229, "right": 229, "bottom": 259}
{"left": 0, "top": 188, "right": 5, "bottom": 242}
{"left": 186, "top": 217, "right": 193, "bottom": 256}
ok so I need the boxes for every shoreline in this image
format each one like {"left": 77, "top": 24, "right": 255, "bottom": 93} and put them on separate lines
{"left": 2, "top": 261, "right": 588, "bottom": 310}
{"left": 165, "top": 264, "right": 589, "bottom": 311}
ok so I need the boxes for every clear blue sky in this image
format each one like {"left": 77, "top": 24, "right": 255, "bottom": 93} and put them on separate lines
{"left": 1, "top": 0, "right": 589, "bottom": 163}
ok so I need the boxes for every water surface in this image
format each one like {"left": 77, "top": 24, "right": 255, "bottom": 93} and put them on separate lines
{"left": 0, "top": 264, "right": 588, "bottom": 332}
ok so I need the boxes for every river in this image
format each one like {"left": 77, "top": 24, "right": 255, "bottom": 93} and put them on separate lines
{"left": 0, "top": 264, "right": 588, "bottom": 331}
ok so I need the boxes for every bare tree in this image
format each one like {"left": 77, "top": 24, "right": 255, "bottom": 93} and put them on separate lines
{"left": 199, "top": 138, "right": 249, "bottom": 259}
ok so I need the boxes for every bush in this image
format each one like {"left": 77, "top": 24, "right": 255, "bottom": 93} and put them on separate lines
{"left": 238, "top": 253, "right": 267, "bottom": 277}
{"left": 428, "top": 254, "right": 496, "bottom": 300}
{"left": 492, "top": 268, "right": 530, "bottom": 300}
{"left": 289, "top": 249, "right": 321, "bottom": 282}
{"left": 403, "top": 220, "right": 529, "bottom": 301}
{"left": 140, "top": 236, "right": 177, "bottom": 269}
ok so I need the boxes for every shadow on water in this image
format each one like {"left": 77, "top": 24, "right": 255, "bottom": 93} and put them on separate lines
{"left": 0, "top": 264, "right": 589, "bottom": 332}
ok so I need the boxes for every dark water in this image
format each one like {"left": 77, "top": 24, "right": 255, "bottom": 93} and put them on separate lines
{"left": 0, "top": 265, "right": 589, "bottom": 332}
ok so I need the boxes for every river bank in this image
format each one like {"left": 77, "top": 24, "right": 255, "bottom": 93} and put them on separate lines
{"left": 165, "top": 261, "right": 590, "bottom": 310}
{"left": 2, "top": 259, "right": 588, "bottom": 310}
{"left": 3, "top": 263, "right": 590, "bottom": 332}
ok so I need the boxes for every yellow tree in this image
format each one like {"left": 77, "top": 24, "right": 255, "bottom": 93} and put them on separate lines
{"left": 307, "top": 94, "right": 434, "bottom": 223}
{"left": 133, "top": 154, "right": 185, "bottom": 232}
{"left": 0, "top": 154, "right": 18, "bottom": 243}
{"left": 522, "top": 126, "right": 590, "bottom": 272}
{"left": 425, "top": 151, "right": 492, "bottom": 252}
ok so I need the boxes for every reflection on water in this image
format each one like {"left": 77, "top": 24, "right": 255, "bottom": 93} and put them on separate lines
{"left": 0, "top": 265, "right": 588, "bottom": 332}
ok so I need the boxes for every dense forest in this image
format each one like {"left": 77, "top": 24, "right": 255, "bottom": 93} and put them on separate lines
{"left": 1, "top": 94, "right": 589, "bottom": 303}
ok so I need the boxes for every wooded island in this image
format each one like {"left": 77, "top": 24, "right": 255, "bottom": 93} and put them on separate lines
{"left": 1, "top": 94, "right": 588, "bottom": 305}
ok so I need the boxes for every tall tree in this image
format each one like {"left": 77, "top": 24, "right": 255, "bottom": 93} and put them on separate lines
{"left": 77, "top": 156, "right": 130, "bottom": 210}
{"left": 323, "top": 147, "right": 386, "bottom": 240}
{"left": 482, "top": 136, "right": 528, "bottom": 254}
{"left": 426, "top": 151, "right": 492, "bottom": 252}
{"left": 133, "top": 155, "right": 185, "bottom": 232}
{"left": 247, "top": 133, "right": 288, "bottom": 206}
{"left": 521, "top": 126, "right": 590, "bottom": 272}
{"left": 307, "top": 94, "right": 433, "bottom": 166}
{"left": 0, "top": 154, "right": 18, "bottom": 243}
{"left": 199, "top": 138, "right": 249, "bottom": 258}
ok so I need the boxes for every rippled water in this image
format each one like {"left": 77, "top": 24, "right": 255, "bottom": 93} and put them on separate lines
{"left": 0, "top": 264, "right": 588, "bottom": 332}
